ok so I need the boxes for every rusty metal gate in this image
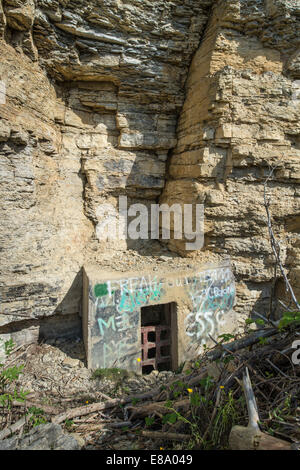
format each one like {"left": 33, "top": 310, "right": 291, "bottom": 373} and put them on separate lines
{"left": 141, "top": 325, "right": 171, "bottom": 372}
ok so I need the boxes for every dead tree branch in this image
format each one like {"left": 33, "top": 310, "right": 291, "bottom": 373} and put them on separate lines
{"left": 264, "top": 167, "right": 300, "bottom": 311}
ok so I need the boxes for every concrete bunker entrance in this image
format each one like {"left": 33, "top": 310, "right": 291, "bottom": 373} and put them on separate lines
{"left": 140, "top": 302, "right": 177, "bottom": 375}
{"left": 83, "top": 263, "right": 235, "bottom": 372}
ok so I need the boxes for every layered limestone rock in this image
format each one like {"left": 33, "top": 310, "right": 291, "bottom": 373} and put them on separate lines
{"left": 0, "top": 0, "right": 214, "bottom": 349}
{"left": 161, "top": 0, "right": 300, "bottom": 319}
{"left": 0, "top": 0, "right": 299, "bottom": 350}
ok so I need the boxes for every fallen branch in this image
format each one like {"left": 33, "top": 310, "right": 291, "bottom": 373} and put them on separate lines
{"left": 206, "top": 328, "right": 278, "bottom": 362}
{"left": 52, "top": 398, "right": 130, "bottom": 425}
{"left": 128, "top": 399, "right": 189, "bottom": 421}
{"left": 11, "top": 400, "right": 61, "bottom": 415}
{"left": 263, "top": 168, "right": 300, "bottom": 311}
{"left": 141, "top": 430, "right": 191, "bottom": 442}
{"left": 74, "top": 424, "right": 105, "bottom": 433}
{"left": 52, "top": 389, "right": 162, "bottom": 425}
{"left": 109, "top": 421, "right": 132, "bottom": 429}
{"left": 229, "top": 368, "right": 292, "bottom": 450}
{"left": 0, "top": 414, "right": 32, "bottom": 441}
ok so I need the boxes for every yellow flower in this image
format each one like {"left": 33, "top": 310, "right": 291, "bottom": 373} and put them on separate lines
{"left": 160, "top": 447, "right": 164, "bottom": 450}
{"left": 220, "top": 386, "right": 224, "bottom": 389}
{"left": 137, "top": 358, "right": 141, "bottom": 362}
{"left": 187, "top": 388, "right": 193, "bottom": 393}
{"left": 86, "top": 401, "right": 89, "bottom": 404}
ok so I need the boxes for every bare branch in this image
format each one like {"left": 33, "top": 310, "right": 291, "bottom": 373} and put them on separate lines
{"left": 263, "top": 167, "right": 300, "bottom": 311}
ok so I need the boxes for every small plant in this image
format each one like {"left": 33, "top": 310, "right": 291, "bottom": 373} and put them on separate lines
{"left": 211, "top": 390, "right": 242, "bottom": 448}
{"left": 0, "top": 341, "right": 28, "bottom": 409}
{"left": 168, "top": 380, "right": 188, "bottom": 399}
{"left": 145, "top": 416, "right": 155, "bottom": 427}
{"left": 219, "top": 333, "right": 236, "bottom": 342}
{"left": 265, "top": 370, "right": 274, "bottom": 378}
{"left": 64, "top": 419, "right": 74, "bottom": 430}
{"left": 91, "top": 368, "right": 132, "bottom": 396}
{"left": 199, "top": 375, "right": 214, "bottom": 392}
{"left": 175, "top": 362, "right": 185, "bottom": 374}
{"left": 258, "top": 336, "right": 269, "bottom": 345}
{"left": 131, "top": 397, "right": 140, "bottom": 406}
{"left": 162, "top": 412, "right": 178, "bottom": 425}
{"left": 189, "top": 392, "right": 203, "bottom": 407}
{"left": 28, "top": 407, "right": 47, "bottom": 427}
{"left": 245, "top": 318, "right": 265, "bottom": 328}
{"left": 163, "top": 399, "right": 202, "bottom": 448}
{"left": 269, "top": 394, "right": 292, "bottom": 423}
{"left": 0, "top": 339, "right": 29, "bottom": 430}
{"left": 278, "top": 311, "right": 300, "bottom": 329}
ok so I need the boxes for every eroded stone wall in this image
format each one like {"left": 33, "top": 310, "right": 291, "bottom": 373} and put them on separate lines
{"left": 0, "top": 0, "right": 299, "bottom": 351}
{"left": 0, "top": 0, "right": 214, "bottom": 348}
{"left": 161, "top": 0, "right": 300, "bottom": 322}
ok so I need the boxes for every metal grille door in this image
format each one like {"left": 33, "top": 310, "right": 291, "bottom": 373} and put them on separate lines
{"left": 141, "top": 325, "right": 171, "bottom": 371}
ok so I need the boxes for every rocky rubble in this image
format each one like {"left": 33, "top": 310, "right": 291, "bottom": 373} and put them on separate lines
{"left": 0, "top": 423, "right": 83, "bottom": 450}
{"left": 16, "top": 339, "right": 175, "bottom": 399}
{"left": 7, "top": 338, "right": 177, "bottom": 450}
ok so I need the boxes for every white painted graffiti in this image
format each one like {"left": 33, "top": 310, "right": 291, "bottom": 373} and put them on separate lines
{"left": 92, "top": 266, "right": 235, "bottom": 353}
{"left": 101, "top": 338, "right": 138, "bottom": 369}
{"left": 184, "top": 270, "right": 235, "bottom": 350}
{"left": 94, "top": 267, "right": 232, "bottom": 299}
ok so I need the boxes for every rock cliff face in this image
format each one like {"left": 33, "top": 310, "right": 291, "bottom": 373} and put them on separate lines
{"left": 0, "top": 0, "right": 299, "bottom": 348}
{"left": 161, "top": 0, "right": 300, "bottom": 318}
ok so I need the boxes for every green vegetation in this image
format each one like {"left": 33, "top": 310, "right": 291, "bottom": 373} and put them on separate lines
{"left": 27, "top": 406, "right": 47, "bottom": 427}
{"left": 278, "top": 311, "right": 300, "bottom": 329}
{"left": 0, "top": 339, "right": 29, "bottom": 414}
{"left": 0, "top": 339, "right": 47, "bottom": 433}
{"left": 142, "top": 374, "right": 246, "bottom": 450}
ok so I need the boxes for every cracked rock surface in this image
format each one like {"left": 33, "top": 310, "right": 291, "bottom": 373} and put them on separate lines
{"left": 0, "top": 0, "right": 299, "bottom": 351}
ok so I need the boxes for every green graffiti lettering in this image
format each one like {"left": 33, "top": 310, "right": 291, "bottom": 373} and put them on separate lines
{"left": 94, "top": 283, "right": 109, "bottom": 298}
{"left": 97, "top": 316, "right": 116, "bottom": 336}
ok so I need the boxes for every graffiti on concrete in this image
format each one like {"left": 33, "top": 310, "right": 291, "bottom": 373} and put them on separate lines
{"left": 90, "top": 291, "right": 140, "bottom": 370}
{"left": 94, "top": 283, "right": 109, "bottom": 297}
{"left": 100, "top": 336, "right": 139, "bottom": 370}
{"left": 87, "top": 264, "right": 235, "bottom": 370}
{"left": 93, "top": 276, "right": 164, "bottom": 315}
{"left": 184, "top": 267, "right": 235, "bottom": 351}
{"left": 89, "top": 276, "right": 165, "bottom": 370}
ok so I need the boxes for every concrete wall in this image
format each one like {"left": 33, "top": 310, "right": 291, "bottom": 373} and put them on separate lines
{"left": 83, "top": 261, "right": 236, "bottom": 371}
